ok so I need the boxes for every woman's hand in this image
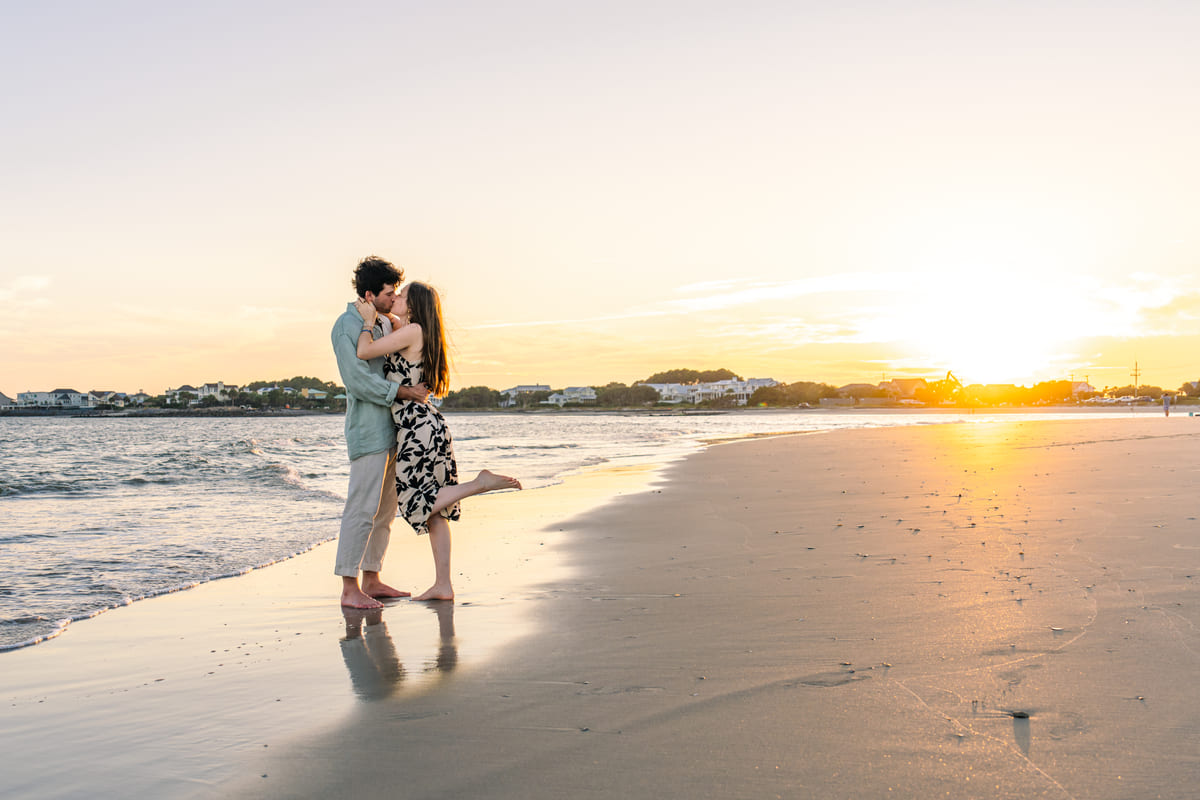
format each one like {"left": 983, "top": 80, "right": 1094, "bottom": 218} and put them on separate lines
{"left": 355, "top": 299, "right": 378, "bottom": 326}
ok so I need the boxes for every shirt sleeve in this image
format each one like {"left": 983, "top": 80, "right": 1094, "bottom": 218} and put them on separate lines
{"left": 332, "top": 318, "right": 399, "bottom": 406}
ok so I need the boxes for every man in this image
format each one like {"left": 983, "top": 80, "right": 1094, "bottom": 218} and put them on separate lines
{"left": 331, "top": 255, "right": 429, "bottom": 608}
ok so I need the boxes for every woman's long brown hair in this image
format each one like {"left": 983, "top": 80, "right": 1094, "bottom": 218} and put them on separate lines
{"left": 405, "top": 282, "right": 450, "bottom": 396}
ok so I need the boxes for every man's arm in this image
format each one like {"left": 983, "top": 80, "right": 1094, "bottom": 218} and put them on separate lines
{"left": 397, "top": 383, "right": 431, "bottom": 403}
{"left": 332, "top": 322, "right": 403, "bottom": 407}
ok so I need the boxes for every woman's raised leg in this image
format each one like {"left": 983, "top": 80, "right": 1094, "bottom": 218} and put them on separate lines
{"left": 427, "top": 469, "right": 521, "bottom": 516}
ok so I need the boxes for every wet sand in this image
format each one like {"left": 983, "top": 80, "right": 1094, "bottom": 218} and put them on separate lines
{"left": 3, "top": 417, "right": 1199, "bottom": 798}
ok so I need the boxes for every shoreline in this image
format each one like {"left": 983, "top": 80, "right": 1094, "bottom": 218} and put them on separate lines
{"left": 3, "top": 416, "right": 1199, "bottom": 798}
{"left": 1, "top": 403, "right": 1192, "bottom": 419}
{"left": 0, "top": 455, "right": 669, "bottom": 798}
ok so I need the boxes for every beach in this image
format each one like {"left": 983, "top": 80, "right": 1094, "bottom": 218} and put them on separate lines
{"left": 3, "top": 417, "right": 1198, "bottom": 798}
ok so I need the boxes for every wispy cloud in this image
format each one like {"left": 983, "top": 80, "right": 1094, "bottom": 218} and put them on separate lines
{"left": 0, "top": 275, "right": 52, "bottom": 303}
{"left": 469, "top": 309, "right": 670, "bottom": 330}
{"left": 674, "top": 279, "right": 743, "bottom": 295}
{"left": 660, "top": 274, "right": 907, "bottom": 314}
{"left": 468, "top": 273, "right": 903, "bottom": 330}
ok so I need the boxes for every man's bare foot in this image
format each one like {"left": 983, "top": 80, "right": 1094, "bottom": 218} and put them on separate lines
{"left": 361, "top": 575, "right": 411, "bottom": 599}
{"left": 477, "top": 469, "right": 521, "bottom": 492}
{"left": 414, "top": 583, "right": 454, "bottom": 601}
{"left": 341, "top": 585, "right": 384, "bottom": 609}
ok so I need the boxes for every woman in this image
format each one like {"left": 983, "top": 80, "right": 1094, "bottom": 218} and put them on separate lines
{"left": 354, "top": 282, "right": 520, "bottom": 601}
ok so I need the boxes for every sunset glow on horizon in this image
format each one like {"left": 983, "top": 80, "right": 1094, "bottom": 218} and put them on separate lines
{"left": 3, "top": 2, "right": 1199, "bottom": 397}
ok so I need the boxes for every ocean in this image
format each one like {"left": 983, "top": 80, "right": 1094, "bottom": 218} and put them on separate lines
{"left": 0, "top": 408, "right": 1150, "bottom": 652}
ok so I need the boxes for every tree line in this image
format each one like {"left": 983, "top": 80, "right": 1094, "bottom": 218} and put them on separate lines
{"left": 137, "top": 370, "right": 1200, "bottom": 411}
{"left": 141, "top": 376, "right": 343, "bottom": 410}
{"left": 441, "top": 367, "right": 745, "bottom": 409}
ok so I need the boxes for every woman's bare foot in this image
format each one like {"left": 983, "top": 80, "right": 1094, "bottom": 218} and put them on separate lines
{"left": 414, "top": 583, "right": 454, "bottom": 601}
{"left": 476, "top": 469, "right": 521, "bottom": 492}
{"left": 361, "top": 573, "right": 411, "bottom": 599}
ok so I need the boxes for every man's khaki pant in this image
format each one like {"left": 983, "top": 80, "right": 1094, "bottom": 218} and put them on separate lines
{"left": 334, "top": 446, "right": 398, "bottom": 577}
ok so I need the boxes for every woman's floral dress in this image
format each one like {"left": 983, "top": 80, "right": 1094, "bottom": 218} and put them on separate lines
{"left": 384, "top": 352, "right": 459, "bottom": 534}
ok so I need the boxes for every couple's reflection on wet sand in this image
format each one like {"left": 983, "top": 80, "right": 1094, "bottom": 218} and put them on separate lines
{"left": 339, "top": 602, "right": 457, "bottom": 700}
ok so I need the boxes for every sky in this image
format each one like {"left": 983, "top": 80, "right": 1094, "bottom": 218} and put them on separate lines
{"left": 3, "top": 1, "right": 1199, "bottom": 398}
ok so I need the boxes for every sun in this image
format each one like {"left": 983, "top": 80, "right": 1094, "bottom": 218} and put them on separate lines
{"left": 852, "top": 196, "right": 1121, "bottom": 384}
{"left": 889, "top": 257, "right": 1097, "bottom": 385}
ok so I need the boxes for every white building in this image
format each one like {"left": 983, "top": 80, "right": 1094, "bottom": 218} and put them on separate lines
{"left": 691, "top": 378, "right": 778, "bottom": 405}
{"left": 164, "top": 385, "right": 200, "bottom": 404}
{"left": 17, "top": 389, "right": 98, "bottom": 408}
{"left": 640, "top": 383, "right": 690, "bottom": 404}
{"left": 500, "top": 385, "right": 551, "bottom": 408}
{"left": 638, "top": 378, "right": 777, "bottom": 406}
{"left": 89, "top": 391, "right": 126, "bottom": 408}
{"left": 198, "top": 381, "right": 235, "bottom": 401}
{"left": 542, "top": 386, "right": 597, "bottom": 407}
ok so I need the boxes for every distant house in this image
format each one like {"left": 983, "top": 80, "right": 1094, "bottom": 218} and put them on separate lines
{"left": 129, "top": 392, "right": 151, "bottom": 405}
{"left": 636, "top": 378, "right": 776, "bottom": 406}
{"left": 165, "top": 385, "right": 200, "bottom": 404}
{"left": 1070, "top": 382, "right": 1096, "bottom": 396}
{"left": 639, "top": 383, "right": 689, "bottom": 404}
{"left": 500, "top": 385, "right": 551, "bottom": 408}
{"left": 198, "top": 381, "right": 235, "bottom": 401}
{"left": 17, "top": 389, "right": 97, "bottom": 408}
{"left": 692, "top": 379, "right": 777, "bottom": 405}
{"left": 89, "top": 391, "right": 126, "bottom": 408}
{"left": 879, "top": 378, "right": 928, "bottom": 399}
{"left": 302, "top": 389, "right": 328, "bottom": 401}
{"left": 0, "top": 391, "right": 16, "bottom": 408}
{"left": 735, "top": 378, "right": 778, "bottom": 403}
{"left": 542, "top": 386, "right": 597, "bottom": 407}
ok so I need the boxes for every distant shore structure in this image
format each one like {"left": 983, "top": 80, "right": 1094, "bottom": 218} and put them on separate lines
{"left": 13, "top": 389, "right": 122, "bottom": 410}
{"left": 6, "top": 374, "right": 1199, "bottom": 413}
{"left": 638, "top": 378, "right": 778, "bottom": 406}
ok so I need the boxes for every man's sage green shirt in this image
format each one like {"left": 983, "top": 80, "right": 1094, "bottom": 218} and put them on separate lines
{"left": 331, "top": 304, "right": 399, "bottom": 461}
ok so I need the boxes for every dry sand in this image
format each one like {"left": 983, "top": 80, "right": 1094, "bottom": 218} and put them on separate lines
{"left": 3, "top": 417, "right": 1198, "bottom": 799}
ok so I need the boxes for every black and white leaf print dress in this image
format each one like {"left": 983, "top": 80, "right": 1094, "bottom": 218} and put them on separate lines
{"left": 384, "top": 352, "right": 460, "bottom": 534}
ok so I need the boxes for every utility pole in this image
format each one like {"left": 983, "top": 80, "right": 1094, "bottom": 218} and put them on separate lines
{"left": 1131, "top": 361, "right": 1141, "bottom": 397}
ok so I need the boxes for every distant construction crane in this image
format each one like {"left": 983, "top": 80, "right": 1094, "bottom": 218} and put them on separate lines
{"left": 930, "top": 370, "right": 963, "bottom": 403}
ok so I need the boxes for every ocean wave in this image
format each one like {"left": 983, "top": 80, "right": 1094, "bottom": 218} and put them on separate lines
{"left": 0, "top": 535, "right": 337, "bottom": 653}
{"left": 122, "top": 476, "right": 181, "bottom": 486}
{"left": 0, "top": 617, "right": 73, "bottom": 652}
{"left": 485, "top": 442, "right": 581, "bottom": 451}
{"left": 248, "top": 460, "right": 343, "bottom": 503}
{"left": 0, "top": 480, "right": 91, "bottom": 497}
